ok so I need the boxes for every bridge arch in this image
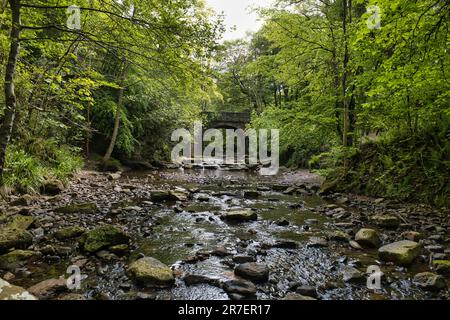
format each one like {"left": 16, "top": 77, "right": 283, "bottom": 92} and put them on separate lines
{"left": 202, "top": 111, "right": 251, "bottom": 130}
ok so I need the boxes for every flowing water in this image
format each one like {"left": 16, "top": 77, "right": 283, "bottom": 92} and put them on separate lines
{"left": 7, "top": 167, "right": 444, "bottom": 300}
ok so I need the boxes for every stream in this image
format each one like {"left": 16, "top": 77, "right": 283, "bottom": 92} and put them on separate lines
{"left": 1, "top": 166, "right": 449, "bottom": 300}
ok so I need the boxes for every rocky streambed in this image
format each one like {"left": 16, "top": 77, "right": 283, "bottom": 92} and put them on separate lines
{"left": 0, "top": 167, "right": 449, "bottom": 300}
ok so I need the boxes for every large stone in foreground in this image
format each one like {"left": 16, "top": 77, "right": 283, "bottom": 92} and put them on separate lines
{"left": 79, "top": 225, "right": 129, "bottom": 253}
{"left": 0, "top": 228, "right": 33, "bottom": 254}
{"left": 355, "top": 228, "right": 381, "bottom": 248}
{"left": 222, "top": 210, "right": 257, "bottom": 222}
{"left": 378, "top": 240, "right": 421, "bottom": 266}
{"left": 27, "top": 278, "right": 68, "bottom": 299}
{"left": 0, "top": 279, "right": 37, "bottom": 300}
{"left": 127, "top": 257, "right": 174, "bottom": 288}
{"left": 234, "top": 263, "right": 269, "bottom": 283}
{"left": 222, "top": 279, "right": 256, "bottom": 296}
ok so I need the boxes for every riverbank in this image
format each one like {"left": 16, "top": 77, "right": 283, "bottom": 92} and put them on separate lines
{"left": 0, "top": 167, "right": 449, "bottom": 300}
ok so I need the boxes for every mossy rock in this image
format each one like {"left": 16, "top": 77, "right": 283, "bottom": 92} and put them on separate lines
{"left": 108, "top": 244, "right": 129, "bottom": 256}
{"left": 55, "top": 202, "right": 98, "bottom": 214}
{"left": 0, "top": 279, "right": 37, "bottom": 300}
{"left": 10, "top": 195, "right": 36, "bottom": 206}
{"left": 40, "top": 179, "right": 65, "bottom": 196}
{"left": 54, "top": 226, "right": 86, "bottom": 240}
{"left": 371, "top": 215, "right": 400, "bottom": 229}
{"left": 413, "top": 272, "right": 447, "bottom": 292}
{"left": 433, "top": 260, "right": 450, "bottom": 277}
{"left": 222, "top": 210, "right": 258, "bottom": 222}
{"left": 355, "top": 228, "right": 381, "bottom": 248}
{"left": 0, "top": 228, "right": 33, "bottom": 254}
{"left": 101, "top": 158, "right": 122, "bottom": 172}
{"left": 150, "top": 190, "right": 179, "bottom": 203}
{"left": 79, "top": 225, "right": 129, "bottom": 253}
{"left": 127, "top": 257, "right": 174, "bottom": 288}
{"left": 7, "top": 215, "right": 34, "bottom": 230}
{"left": 378, "top": 240, "right": 422, "bottom": 266}
{"left": 0, "top": 250, "right": 41, "bottom": 270}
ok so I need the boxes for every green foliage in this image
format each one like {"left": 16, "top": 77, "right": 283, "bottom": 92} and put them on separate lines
{"left": 210, "top": 0, "right": 449, "bottom": 204}
{"left": 4, "top": 146, "right": 46, "bottom": 193}
{"left": 3, "top": 142, "right": 82, "bottom": 194}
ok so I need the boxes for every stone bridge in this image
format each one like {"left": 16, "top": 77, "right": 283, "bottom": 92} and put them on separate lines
{"left": 203, "top": 111, "right": 251, "bottom": 130}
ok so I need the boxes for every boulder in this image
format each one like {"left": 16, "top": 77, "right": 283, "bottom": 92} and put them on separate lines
{"left": 79, "top": 225, "right": 129, "bottom": 253}
{"left": 341, "top": 266, "right": 365, "bottom": 284}
{"left": 54, "top": 226, "right": 86, "bottom": 240}
{"left": 355, "top": 228, "right": 381, "bottom": 248}
{"left": 401, "top": 231, "right": 423, "bottom": 242}
{"left": 0, "top": 279, "right": 37, "bottom": 300}
{"left": 55, "top": 202, "right": 98, "bottom": 214}
{"left": 107, "top": 173, "right": 121, "bottom": 181}
{"left": 222, "top": 210, "right": 257, "bottom": 222}
{"left": 124, "top": 160, "right": 156, "bottom": 171}
{"left": 127, "top": 257, "right": 174, "bottom": 288}
{"left": 27, "top": 278, "right": 67, "bottom": 299}
{"left": 0, "top": 250, "right": 41, "bottom": 271}
{"left": 150, "top": 190, "right": 179, "bottom": 202}
{"left": 295, "top": 285, "right": 318, "bottom": 298}
{"left": 233, "top": 255, "right": 256, "bottom": 264}
{"left": 328, "top": 231, "right": 350, "bottom": 242}
{"left": 243, "top": 191, "right": 260, "bottom": 199}
{"left": 182, "top": 274, "right": 221, "bottom": 287}
{"left": 413, "top": 272, "right": 447, "bottom": 292}
{"left": 222, "top": 279, "right": 256, "bottom": 296}
{"left": 371, "top": 215, "right": 400, "bottom": 229}
{"left": 169, "top": 190, "right": 189, "bottom": 202}
{"left": 40, "top": 180, "right": 65, "bottom": 196}
{"left": 432, "top": 260, "right": 450, "bottom": 277}
{"left": 378, "top": 240, "right": 421, "bottom": 266}
{"left": 284, "top": 293, "right": 317, "bottom": 300}
{"left": 307, "top": 237, "right": 328, "bottom": 248}
{"left": 234, "top": 263, "right": 269, "bottom": 283}
{"left": 7, "top": 215, "right": 34, "bottom": 230}
{"left": 10, "top": 195, "right": 35, "bottom": 206}
{"left": 108, "top": 244, "right": 130, "bottom": 256}
{"left": 0, "top": 228, "right": 33, "bottom": 254}
{"left": 101, "top": 159, "right": 122, "bottom": 172}
{"left": 211, "top": 246, "right": 231, "bottom": 257}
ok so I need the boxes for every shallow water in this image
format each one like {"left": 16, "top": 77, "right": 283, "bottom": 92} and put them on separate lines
{"left": 8, "top": 167, "right": 437, "bottom": 300}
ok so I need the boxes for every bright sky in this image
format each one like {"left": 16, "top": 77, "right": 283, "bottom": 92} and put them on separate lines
{"left": 205, "top": 0, "right": 274, "bottom": 41}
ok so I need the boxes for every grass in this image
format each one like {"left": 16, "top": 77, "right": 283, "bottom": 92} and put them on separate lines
{"left": 3, "top": 143, "right": 83, "bottom": 194}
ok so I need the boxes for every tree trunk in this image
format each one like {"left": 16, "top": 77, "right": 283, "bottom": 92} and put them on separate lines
{"left": 103, "top": 65, "right": 127, "bottom": 162}
{"left": 0, "top": 0, "right": 21, "bottom": 185}
{"left": 342, "top": 0, "right": 350, "bottom": 149}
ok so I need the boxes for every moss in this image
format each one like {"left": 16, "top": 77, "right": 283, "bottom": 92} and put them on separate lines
{"left": 433, "top": 260, "right": 450, "bottom": 266}
{"left": 0, "top": 228, "right": 33, "bottom": 254}
{"left": 108, "top": 244, "right": 129, "bottom": 256}
{"left": 0, "top": 250, "right": 40, "bottom": 270}
{"left": 55, "top": 202, "right": 98, "bottom": 214}
{"left": 433, "top": 260, "right": 450, "bottom": 276}
{"left": 101, "top": 158, "right": 122, "bottom": 172}
{"left": 378, "top": 241, "right": 422, "bottom": 266}
{"left": 7, "top": 215, "right": 34, "bottom": 230}
{"left": 54, "top": 226, "right": 86, "bottom": 240}
{"left": 127, "top": 257, "right": 174, "bottom": 288}
{"left": 80, "top": 225, "right": 129, "bottom": 253}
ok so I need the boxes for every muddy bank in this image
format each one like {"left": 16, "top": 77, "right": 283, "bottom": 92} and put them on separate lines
{"left": 0, "top": 167, "right": 449, "bottom": 300}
